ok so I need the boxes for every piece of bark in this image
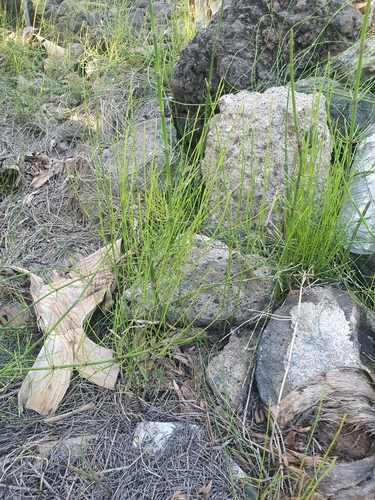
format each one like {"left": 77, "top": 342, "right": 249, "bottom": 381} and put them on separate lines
{"left": 307, "top": 456, "right": 375, "bottom": 500}
{"left": 264, "top": 366, "right": 375, "bottom": 497}
{"left": 18, "top": 240, "right": 122, "bottom": 415}
{"left": 270, "top": 367, "right": 375, "bottom": 461}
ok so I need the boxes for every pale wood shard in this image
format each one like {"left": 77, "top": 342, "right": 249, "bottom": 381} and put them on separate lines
{"left": 18, "top": 239, "right": 122, "bottom": 415}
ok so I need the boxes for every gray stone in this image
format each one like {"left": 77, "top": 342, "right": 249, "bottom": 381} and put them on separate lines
{"left": 201, "top": 87, "right": 331, "bottom": 231}
{"left": 168, "top": 234, "right": 274, "bottom": 327}
{"left": 125, "top": 234, "right": 274, "bottom": 328}
{"left": 256, "top": 286, "right": 365, "bottom": 405}
{"left": 330, "top": 35, "right": 375, "bottom": 86}
{"left": 134, "top": 98, "right": 172, "bottom": 123}
{"left": 42, "top": 1, "right": 60, "bottom": 21}
{"left": 137, "top": 0, "right": 149, "bottom": 8}
{"left": 128, "top": 9, "right": 146, "bottom": 31}
{"left": 294, "top": 77, "right": 375, "bottom": 137}
{"left": 171, "top": 0, "right": 362, "bottom": 133}
{"left": 56, "top": 0, "right": 77, "bottom": 17}
{"left": 148, "top": 2, "right": 171, "bottom": 20}
{"left": 102, "top": 112, "right": 177, "bottom": 189}
{"left": 30, "top": 0, "right": 177, "bottom": 46}
{"left": 207, "top": 328, "right": 255, "bottom": 411}
{"left": 129, "top": 2, "right": 171, "bottom": 31}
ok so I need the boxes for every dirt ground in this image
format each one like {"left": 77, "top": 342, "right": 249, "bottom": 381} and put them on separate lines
{"left": 0, "top": 379, "right": 253, "bottom": 499}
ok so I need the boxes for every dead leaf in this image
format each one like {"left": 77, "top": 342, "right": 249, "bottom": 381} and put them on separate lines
{"left": 230, "top": 450, "right": 251, "bottom": 472}
{"left": 0, "top": 301, "right": 30, "bottom": 326}
{"left": 198, "top": 480, "right": 212, "bottom": 499}
{"left": 50, "top": 158, "right": 65, "bottom": 174}
{"left": 173, "top": 353, "right": 191, "bottom": 366}
{"left": 18, "top": 240, "right": 122, "bottom": 415}
{"left": 30, "top": 159, "right": 65, "bottom": 189}
{"left": 19, "top": 332, "right": 74, "bottom": 416}
{"left": 180, "top": 379, "right": 195, "bottom": 400}
{"left": 75, "top": 336, "right": 118, "bottom": 387}
{"left": 169, "top": 491, "right": 187, "bottom": 500}
{"left": 34, "top": 35, "right": 66, "bottom": 57}
{"left": 172, "top": 380, "right": 181, "bottom": 395}
{"left": 30, "top": 168, "right": 55, "bottom": 188}
{"left": 25, "top": 151, "right": 50, "bottom": 165}
{"left": 354, "top": 2, "right": 369, "bottom": 15}
{"left": 23, "top": 192, "right": 37, "bottom": 206}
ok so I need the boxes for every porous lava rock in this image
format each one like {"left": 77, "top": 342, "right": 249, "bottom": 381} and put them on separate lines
{"left": 124, "top": 234, "right": 274, "bottom": 329}
{"left": 201, "top": 86, "right": 331, "bottom": 232}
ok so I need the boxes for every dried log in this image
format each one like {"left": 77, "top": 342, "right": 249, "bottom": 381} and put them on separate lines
{"left": 265, "top": 366, "right": 375, "bottom": 498}
{"left": 307, "top": 456, "right": 375, "bottom": 500}
{"left": 272, "top": 366, "right": 375, "bottom": 461}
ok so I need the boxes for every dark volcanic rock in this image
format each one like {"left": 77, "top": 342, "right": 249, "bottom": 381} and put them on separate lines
{"left": 171, "top": 0, "right": 363, "bottom": 134}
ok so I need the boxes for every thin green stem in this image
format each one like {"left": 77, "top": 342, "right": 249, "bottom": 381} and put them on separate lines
{"left": 348, "top": 0, "right": 372, "bottom": 164}
{"left": 147, "top": 0, "right": 173, "bottom": 224}
{"left": 288, "top": 29, "right": 304, "bottom": 212}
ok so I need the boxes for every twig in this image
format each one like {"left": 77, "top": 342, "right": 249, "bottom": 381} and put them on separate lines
{"left": 66, "top": 475, "right": 78, "bottom": 500}
{"left": 0, "top": 483, "right": 38, "bottom": 492}
{"left": 103, "top": 420, "right": 120, "bottom": 471}
{"left": 206, "top": 412, "right": 216, "bottom": 444}
{"left": 0, "top": 389, "right": 18, "bottom": 400}
{"left": 43, "top": 402, "right": 95, "bottom": 423}
{"left": 21, "top": 0, "right": 31, "bottom": 27}
{"left": 27, "top": 461, "right": 62, "bottom": 499}
{"left": 67, "top": 465, "right": 105, "bottom": 485}
{"left": 242, "top": 365, "right": 256, "bottom": 438}
{"left": 100, "top": 452, "right": 146, "bottom": 474}
{"left": 271, "top": 272, "right": 307, "bottom": 451}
